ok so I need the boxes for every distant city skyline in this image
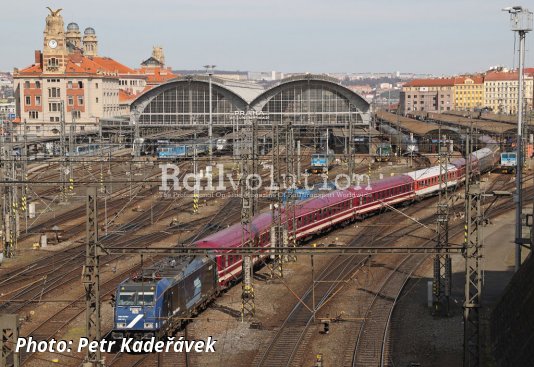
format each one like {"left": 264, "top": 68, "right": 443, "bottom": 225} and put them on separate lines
{"left": 2, "top": 0, "right": 533, "bottom": 74}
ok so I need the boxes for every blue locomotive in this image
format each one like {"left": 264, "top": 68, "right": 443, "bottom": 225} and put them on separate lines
{"left": 310, "top": 150, "right": 335, "bottom": 174}
{"left": 111, "top": 256, "right": 218, "bottom": 341}
{"left": 499, "top": 151, "right": 517, "bottom": 174}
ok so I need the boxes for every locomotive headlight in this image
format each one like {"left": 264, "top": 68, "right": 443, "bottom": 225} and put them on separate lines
{"left": 144, "top": 322, "right": 154, "bottom": 329}
{"left": 116, "top": 322, "right": 126, "bottom": 328}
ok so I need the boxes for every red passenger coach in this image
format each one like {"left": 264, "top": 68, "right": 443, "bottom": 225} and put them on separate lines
{"left": 195, "top": 212, "right": 273, "bottom": 287}
{"left": 350, "top": 175, "right": 415, "bottom": 216}
{"left": 194, "top": 175, "right": 417, "bottom": 287}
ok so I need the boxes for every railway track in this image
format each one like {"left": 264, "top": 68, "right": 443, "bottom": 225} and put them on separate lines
{"left": 10, "top": 192, "right": 245, "bottom": 366}
{"left": 8, "top": 159, "right": 513, "bottom": 366}
{"left": 349, "top": 255, "right": 425, "bottom": 367}
{"left": 252, "top": 193, "right": 439, "bottom": 367}
{"left": 254, "top": 255, "right": 370, "bottom": 367}
{"left": 252, "top": 172, "right": 528, "bottom": 367}
{"left": 347, "top": 174, "right": 530, "bottom": 367}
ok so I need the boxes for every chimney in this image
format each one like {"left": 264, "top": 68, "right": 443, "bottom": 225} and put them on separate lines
{"left": 34, "top": 50, "right": 42, "bottom": 66}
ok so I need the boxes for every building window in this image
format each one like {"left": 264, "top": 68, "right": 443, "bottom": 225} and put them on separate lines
{"left": 96, "top": 97, "right": 99, "bottom": 103}
{"left": 68, "top": 81, "right": 73, "bottom": 88}
{"left": 36, "top": 126, "right": 41, "bottom": 132}
{"left": 78, "top": 81, "right": 83, "bottom": 88}
{"left": 49, "top": 116, "right": 60, "bottom": 122}
{"left": 68, "top": 96, "right": 74, "bottom": 106}
{"left": 49, "top": 88, "right": 60, "bottom": 98}
{"left": 78, "top": 96, "right": 84, "bottom": 105}
{"left": 35, "top": 81, "right": 41, "bottom": 88}
{"left": 29, "top": 111, "right": 39, "bottom": 119}
{"left": 95, "top": 83, "right": 99, "bottom": 89}
{"left": 25, "top": 96, "right": 31, "bottom": 105}
{"left": 48, "top": 58, "right": 59, "bottom": 68}
{"left": 80, "top": 125, "right": 85, "bottom": 131}
{"left": 24, "top": 81, "right": 30, "bottom": 89}
{"left": 72, "top": 110, "right": 81, "bottom": 119}
{"left": 35, "top": 96, "right": 41, "bottom": 106}
{"left": 48, "top": 102, "right": 61, "bottom": 112}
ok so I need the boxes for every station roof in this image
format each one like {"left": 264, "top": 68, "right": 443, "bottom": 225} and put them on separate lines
{"left": 425, "top": 112, "right": 516, "bottom": 134}
{"left": 374, "top": 111, "right": 446, "bottom": 136}
{"left": 440, "top": 110, "right": 519, "bottom": 126}
{"left": 182, "top": 75, "right": 265, "bottom": 104}
{"left": 331, "top": 127, "right": 380, "bottom": 138}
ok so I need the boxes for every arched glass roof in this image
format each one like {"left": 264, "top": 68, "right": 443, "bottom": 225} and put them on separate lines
{"left": 130, "top": 74, "right": 370, "bottom": 127}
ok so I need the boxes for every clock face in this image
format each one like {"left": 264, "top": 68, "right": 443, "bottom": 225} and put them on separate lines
{"left": 48, "top": 39, "right": 58, "bottom": 49}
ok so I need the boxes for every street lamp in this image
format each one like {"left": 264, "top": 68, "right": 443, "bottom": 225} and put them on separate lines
{"left": 204, "top": 64, "right": 216, "bottom": 173}
{"left": 502, "top": 5, "right": 533, "bottom": 271}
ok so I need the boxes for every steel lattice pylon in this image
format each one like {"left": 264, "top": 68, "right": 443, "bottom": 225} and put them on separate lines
{"left": 463, "top": 128, "right": 482, "bottom": 367}
{"left": 269, "top": 119, "right": 288, "bottom": 279}
{"left": 433, "top": 136, "right": 452, "bottom": 316}
{"left": 82, "top": 187, "right": 104, "bottom": 366}
{"left": 0, "top": 314, "right": 20, "bottom": 367}
{"left": 240, "top": 114, "right": 257, "bottom": 320}
{"left": 283, "top": 123, "right": 297, "bottom": 263}
{"left": 1, "top": 119, "right": 18, "bottom": 259}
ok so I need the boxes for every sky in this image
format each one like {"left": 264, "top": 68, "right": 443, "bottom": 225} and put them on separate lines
{"left": 1, "top": 0, "right": 533, "bottom": 75}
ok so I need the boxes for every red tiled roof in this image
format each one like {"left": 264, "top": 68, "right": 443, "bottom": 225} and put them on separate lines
{"left": 137, "top": 66, "right": 177, "bottom": 84}
{"left": 119, "top": 89, "right": 136, "bottom": 102}
{"left": 404, "top": 78, "right": 455, "bottom": 87}
{"left": 90, "top": 56, "right": 138, "bottom": 75}
{"left": 65, "top": 54, "right": 108, "bottom": 75}
{"left": 484, "top": 71, "right": 519, "bottom": 81}
{"left": 16, "top": 53, "right": 139, "bottom": 78}
{"left": 18, "top": 64, "right": 43, "bottom": 74}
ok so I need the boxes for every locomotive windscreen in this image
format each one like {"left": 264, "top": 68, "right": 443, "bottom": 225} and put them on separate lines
{"left": 118, "top": 286, "right": 156, "bottom": 306}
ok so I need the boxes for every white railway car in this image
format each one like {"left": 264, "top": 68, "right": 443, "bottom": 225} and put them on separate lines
{"left": 404, "top": 164, "right": 458, "bottom": 197}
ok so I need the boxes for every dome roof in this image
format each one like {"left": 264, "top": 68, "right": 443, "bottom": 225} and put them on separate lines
{"left": 67, "top": 23, "right": 79, "bottom": 31}
{"left": 84, "top": 27, "right": 96, "bottom": 35}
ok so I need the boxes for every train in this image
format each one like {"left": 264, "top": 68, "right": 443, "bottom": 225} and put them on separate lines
{"left": 375, "top": 143, "right": 393, "bottom": 162}
{"left": 215, "top": 138, "right": 231, "bottom": 152}
{"left": 157, "top": 141, "right": 209, "bottom": 159}
{"left": 377, "top": 124, "right": 419, "bottom": 155}
{"left": 67, "top": 144, "right": 106, "bottom": 156}
{"left": 111, "top": 136, "right": 499, "bottom": 342}
{"left": 309, "top": 150, "right": 335, "bottom": 174}
{"left": 499, "top": 151, "right": 517, "bottom": 174}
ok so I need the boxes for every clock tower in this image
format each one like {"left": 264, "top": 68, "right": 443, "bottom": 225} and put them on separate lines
{"left": 43, "top": 7, "right": 67, "bottom": 73}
